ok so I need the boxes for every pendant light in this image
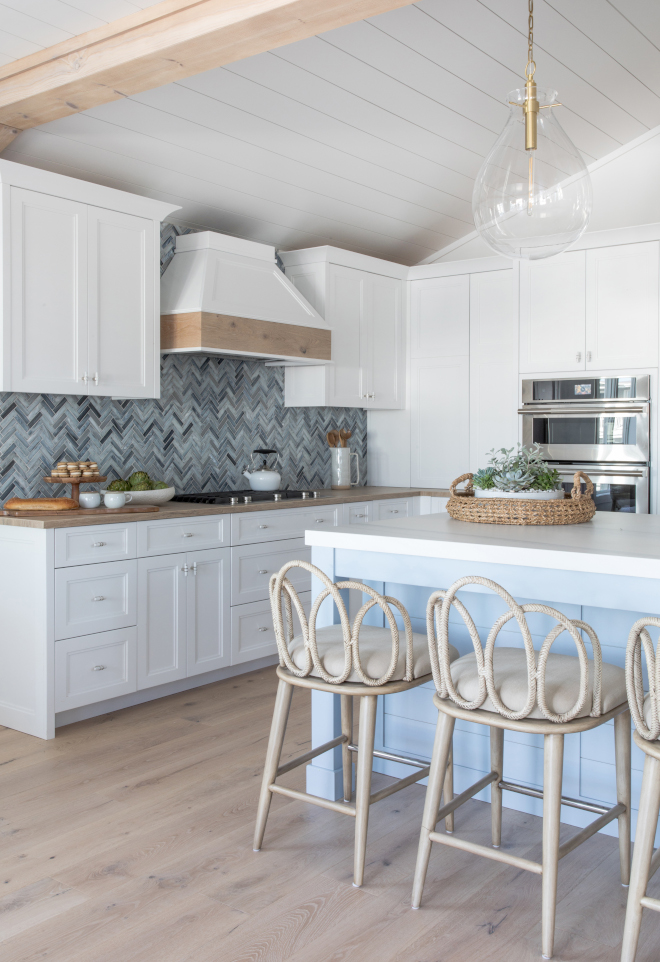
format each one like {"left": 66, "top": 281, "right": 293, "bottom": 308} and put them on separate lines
{"left": 472, "top": 0, "right": 592, "bottom": 260}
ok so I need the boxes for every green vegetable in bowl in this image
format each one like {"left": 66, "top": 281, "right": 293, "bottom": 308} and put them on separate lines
{"left": 107, "top": 479, "right": 130, "bottom": 492}
{"left": 152, "top": 481, "right": 169, "bottom": 490}
{"left": 128, "top": 471, "right": 150, "bottom": 486}
{"left": 131, "top": 481, "right": 152, "bottom": 491}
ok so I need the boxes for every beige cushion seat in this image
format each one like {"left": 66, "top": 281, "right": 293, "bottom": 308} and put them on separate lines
{"left": 449, "top": 647, "right": 627, "bottom": 719}
{"left": 288, "top": 624, "right": 459, "bottom": 683}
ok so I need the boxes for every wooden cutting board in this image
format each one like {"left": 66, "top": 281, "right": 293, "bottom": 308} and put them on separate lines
{"left": 2, "top": 505, "right": 160, "bottom": 518}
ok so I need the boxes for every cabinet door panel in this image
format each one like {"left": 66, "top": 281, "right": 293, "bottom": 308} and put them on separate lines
{"left": 9, "top": 188, "right": 87, "bottom": 394}
{"left": 55, "top": 627, "right": 137, "bottom": 712}
{"left": 55, "top": 560, "right": 137, "bottom": 640}
{"left": 231, "top": 538, "right": 311, "bottom": 605}
{"left": 187, "top": 547, "right": 230, "bottom": 675}
{"left": 375, "top": 499, "right": 412, "bottom": 521}
{"left": 326, "top": 264, "right": 365, "bottom": 406}
{"left": 137, "top": 554, "right": 187, "bottom": 688}
{"left": 231, "top": 592, "right": 311, "bottom": 666}
{"left": 364, "top": 275, "right": 404, "bottom": 408}
{"left": 586, "top": 242, "right": 659, "bottom": 370}
{"left": 411, "top": 356, "right": 470, "bottom": 488}
{"left": 87, "top": 207, "right": 156, "bottom": 398}
{"left": 520, "top": 251, "right": 585, "bottom": 373}
{"left": 410, "top": 275, "right": 469, "bottom": 358}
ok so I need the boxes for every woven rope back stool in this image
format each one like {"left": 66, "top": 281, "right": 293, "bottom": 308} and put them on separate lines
{"left": 411, "top": 576, "right": 631, "bottom": 960}
{"left": 621, "top": 617, "right": 660, "bottom": 962}
{"left": 253, "top": 560, "right": 459, "bottom": 888}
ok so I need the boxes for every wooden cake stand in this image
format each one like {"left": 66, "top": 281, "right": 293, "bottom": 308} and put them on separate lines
{"left": 43, "top": 475, "right": 107, "bottom": 504}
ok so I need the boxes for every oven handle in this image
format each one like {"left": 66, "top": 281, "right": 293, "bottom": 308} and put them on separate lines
{"left": 554, "top": 469, "right": 647, "bottom": 479}
{"left": 518, "top": 405, "right": 647, "bottom": 416}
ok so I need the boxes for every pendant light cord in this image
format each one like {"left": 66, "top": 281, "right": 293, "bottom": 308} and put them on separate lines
{"left": 526, "top": 0, "right": 536, "bottom": 79}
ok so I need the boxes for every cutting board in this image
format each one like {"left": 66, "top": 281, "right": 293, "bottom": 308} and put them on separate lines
{"left": 2, "top": 505, "right": 160, "bottom": 518}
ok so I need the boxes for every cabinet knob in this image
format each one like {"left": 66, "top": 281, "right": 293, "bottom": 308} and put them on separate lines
{"left": 258, "top": 569, "right": 268, "bottom": 575}
{"left": 586, "top": 350, "right": 592, "bottom": 362}
{"left": 93, "top": 372, "right": 99, "bottom": 385}
{"left": 258, "top": 627, "right": 268, "bottom": 632}
{"left": 258, "top": 525, "right": 268, "bottom": 529}
{"left": 91, "top": 595, "right": 105, "bottom": 602}
{"left": 91, "top": 665, "right": 106, "bottom": 671}
{"left": 315, "top": 519, "right": 325, "bottom": 524}
{"left": 191, "top": 561, "right": 197, "bottom": 575}
{"left": 182, "top": 532, "right": 193, "bottom": 538}
{"left": 354, "top": 513, "right": 365, "bottom": 518}
{"left": 91, "top": 542, "right": 106, "bottom": 547}
{"left": 81, "top": 372, "right": 88, "bottom": 383}
{"left": 576, "top": 352, "right": 582, "bottom": 362}
{"left": 182, "top": 563, "right": 189, "bottom": 575}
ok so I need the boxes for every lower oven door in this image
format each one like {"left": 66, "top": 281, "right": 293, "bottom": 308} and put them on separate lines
{"left": 548, "top": 462, "right": 649, "bottom": 514}
{"left": 520, "top": 405, "right": 649, "bottom": 463}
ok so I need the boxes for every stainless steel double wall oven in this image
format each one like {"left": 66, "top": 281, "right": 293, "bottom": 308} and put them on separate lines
{"left": 520, "top": 376, "right": 650, "bottom": 513}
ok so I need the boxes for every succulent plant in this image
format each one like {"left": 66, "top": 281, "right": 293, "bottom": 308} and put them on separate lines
{"left": 471, "top": 467, "right": 496, "bottom": 490}
{"left": 491, "top": 468, "right": 535, "bottom": 492}
{"left": 474, "top": 444, "right": 562, "bottom": 494}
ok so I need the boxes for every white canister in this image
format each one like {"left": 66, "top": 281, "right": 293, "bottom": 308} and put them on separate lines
{"left": 102, "top": 491, "right": 133, "bottom": 509}
{"left": 79, "top": 492, "right": 101, "bottom": 509}
{"left": 331, "top": 448, "right": 360, "bottom": 490}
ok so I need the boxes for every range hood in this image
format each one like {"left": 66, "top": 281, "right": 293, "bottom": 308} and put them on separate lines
{"left": 161, "top": 231, "right": 330, "bottom": 363}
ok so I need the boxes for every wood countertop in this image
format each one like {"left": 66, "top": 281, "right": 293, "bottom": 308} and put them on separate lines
{"left": 0, "top": 486, "right": 450, "bottom": 529}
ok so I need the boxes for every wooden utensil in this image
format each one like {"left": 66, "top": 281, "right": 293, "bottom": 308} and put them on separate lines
{"left": 339, "top": 429, "right": 352, "bottom": 448}
{"left": 327, "top": 430, "right": 340, "bottom": 448}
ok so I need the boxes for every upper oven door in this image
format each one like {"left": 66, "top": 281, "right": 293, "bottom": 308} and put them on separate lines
{"left": 520, "top": 404, "right": 649, "bottom": 463}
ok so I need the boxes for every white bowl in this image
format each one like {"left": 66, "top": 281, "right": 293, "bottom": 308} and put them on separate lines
{"left": 101, "top": 486, "right": 175, "bottom": 506}
{"left": 474, "top": 489, "right": 565, "bottom": 501}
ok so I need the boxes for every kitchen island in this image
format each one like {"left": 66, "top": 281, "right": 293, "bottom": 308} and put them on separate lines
{"left": 305, "top": 513, "right": 660, "bottom": 841}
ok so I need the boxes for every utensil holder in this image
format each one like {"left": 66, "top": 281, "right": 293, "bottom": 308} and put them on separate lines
{"left": 331, "top": 448, "right": 360, "bottom": 490}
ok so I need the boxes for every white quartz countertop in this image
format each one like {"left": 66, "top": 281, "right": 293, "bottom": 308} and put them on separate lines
{"left": 305, "top": 512, "right": 660, "bottom": 580}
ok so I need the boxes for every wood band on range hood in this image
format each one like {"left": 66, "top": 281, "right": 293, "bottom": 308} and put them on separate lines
{"left": 161, "top": 311, "right": 331, "bottom": 362}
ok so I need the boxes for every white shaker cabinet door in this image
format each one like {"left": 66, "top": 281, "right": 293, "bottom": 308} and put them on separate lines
{"left": 326, "top": 264, "right": 365, "bottom": 407}
{"left": 186, "top": 547, "right": 231, "bottom": 676}
{"left": 362, "top": 274, "right": 404, "bottom": 409}
{"left": 9, "top": 188, "right": 88, "bottom": 394}
{"left": 411, "top": 355, "right": 470, "bottom": 488}
{"left": 519, "top": 251, "right": 586, "bottom": 373}
{"left": 410, "top": 274, "right": 469, "bottom": 359}
{"left": 137, "top": 554, "right": 187, "bottom": 689}
{"left": 87, "top": 207, "right": 158, "bottom": 398}
{"left": 586, "top": 242, "right": 659, "bottom": 371}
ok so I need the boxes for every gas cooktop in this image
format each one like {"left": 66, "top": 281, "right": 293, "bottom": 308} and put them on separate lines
{"left": 171, "top": 489, "right": 322, "bottom": 506}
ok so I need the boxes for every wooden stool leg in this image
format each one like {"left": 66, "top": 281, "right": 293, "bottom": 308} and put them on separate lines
{"left": 253, "top": 679, "right": 294, "bottom": 852}
{"left": 614, "top": 709, "right": 632, "bottom": 886}
{"left": 353, "top": 694, "right": 378, "bottom": 887}
{"left": 541, "top": 732, "right": 564, "bottom": 960}
{"left": 341, "top": 694, "right": 353, "bottom": 803}
{"left": 490, "top": 726, "right": 504, "bottom": 848}
{"left": 411, "top": 710, "right": 455, "bottom": 909}
{"left": 621, "top": 754, "right": 660, "bottom": 962}
{"left": 443, "top": 750, "right": 454, "bottom": 833}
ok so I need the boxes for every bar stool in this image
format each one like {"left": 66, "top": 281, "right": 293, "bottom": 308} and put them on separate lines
{"left": 621, "top": 616, "right": 660, "bottom": 962}
{"left": 412, "top": 575, "right": 631, "bottom": 960}
{"left": 253, "top": 560, "right": 459, "bottom": 887}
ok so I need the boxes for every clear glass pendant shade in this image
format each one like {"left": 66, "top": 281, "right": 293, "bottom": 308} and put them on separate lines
{"left": 473, "top": 88, "right": 592, "bottom": 260}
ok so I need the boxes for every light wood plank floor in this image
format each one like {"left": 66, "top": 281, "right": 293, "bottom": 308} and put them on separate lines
{"left": 1, "top": 666, "right": 660, "bottom": 961}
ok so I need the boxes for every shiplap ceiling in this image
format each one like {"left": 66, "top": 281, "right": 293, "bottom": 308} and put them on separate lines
{"left": 2, "top": 0, "right": 660, "bottom": 265}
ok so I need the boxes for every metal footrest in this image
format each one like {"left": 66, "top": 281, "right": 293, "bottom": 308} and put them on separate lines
{"left": 499, "top": 779, "right": 611, "bottom": 816}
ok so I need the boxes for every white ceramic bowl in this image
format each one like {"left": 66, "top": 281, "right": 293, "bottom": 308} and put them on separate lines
{"left": 101, "top": 486, "right": 175, "bottom": 506}
{"left": 475, "top": 489, "right": 565, "bottom": 501}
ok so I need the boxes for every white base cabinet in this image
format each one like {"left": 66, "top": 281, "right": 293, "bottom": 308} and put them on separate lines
{"left": 55, "top": 627, "right": 138, "bottom": 712}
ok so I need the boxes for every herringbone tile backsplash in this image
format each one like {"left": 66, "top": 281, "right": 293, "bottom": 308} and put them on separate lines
{"left": 0, "top": 225, "right": 367, "bottom": 500}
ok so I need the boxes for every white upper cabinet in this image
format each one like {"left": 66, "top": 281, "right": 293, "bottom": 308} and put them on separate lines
{"left": 1, "top": 159, "right": 177, "bottom": 397}
{"left": 280, "top": 248, "right": 406, "bottom": 409}
{"left": 410, "top": 274, "right": 469, "bottom": 358}
{"left": 519, "top": 251, "right": 586, "bottom": 374}
{"left": 585, "top": 242, "right": 659, "bottom": 371}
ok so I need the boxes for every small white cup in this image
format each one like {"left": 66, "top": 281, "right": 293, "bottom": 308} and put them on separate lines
{"left": 79, "top": 492, "right": 101, "bottom": 509}
{"left": 102, "top": 491, "right": 133, "bottom": 509}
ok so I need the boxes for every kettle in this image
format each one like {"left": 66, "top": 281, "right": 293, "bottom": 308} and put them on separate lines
{"left": 243, "top": 449, "right": 282, "bottom": 491}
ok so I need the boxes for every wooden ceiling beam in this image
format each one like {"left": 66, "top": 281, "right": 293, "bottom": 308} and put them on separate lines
{"left": 0, "top": 0, "right": 413, "bottom": 137}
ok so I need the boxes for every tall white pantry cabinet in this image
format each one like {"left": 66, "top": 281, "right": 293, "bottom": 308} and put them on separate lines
{"left": 1, "top": 159, "right": 178, "bottom": 398}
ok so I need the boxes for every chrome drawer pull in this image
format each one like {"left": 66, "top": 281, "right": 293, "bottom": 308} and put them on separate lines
{"left": 389, "top": 509, "right": 399, "bottom": 514}
{"left": 91, "top": 595, "right": 105, "bottom": 602}
{"left": 92, "top": 665, "right": 106, "bottom": 671}
{"left": 182, "top": 563, "right": 189, "bottom": 576}
{"left": 91, "top": 541, "right": 106, "bottom": 547}
{"left": 258, "top": 569, "right": 268, "bottom": 575}
{"left": 259, "top": 525, "right": 268, "bottom": 529}
{"left": 192, "top": 562, "right": 197, "bottom": 575}
{"left": 315, "top": 519, "right": 325, "bottom": 523}
{"left": 182, "top": 532, "right": 193, "bottom": 538}
{"left": 354, "top": 514, "right": 365, "bottom": 518}
{"left": 258, "top": 627, "right": 268, "bottom": 632}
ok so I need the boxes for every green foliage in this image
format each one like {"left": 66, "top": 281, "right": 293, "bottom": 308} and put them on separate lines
{"left": 128, "top": 471, "right": 150, "bottom": 486}
{"left": 475, "top": 444, "right": 562, "bottom": 493}
{"left": 471, "top": 467, "right": 496, "bottom": 490}
{"left": 530, "top": 468, "right": 562, "bottom": 491}
{"left": 107, "top": 479, "right": 130, "bottom": 492}
{"left": 152, "top": 481, "right": 169, "bottom": 490}
{"left": 131, "top": 481, "right": 152, "bottom": 491}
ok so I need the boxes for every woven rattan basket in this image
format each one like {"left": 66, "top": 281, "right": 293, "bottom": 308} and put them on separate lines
{"left": 446, "top": 470, "right": 596, "bottom": 526}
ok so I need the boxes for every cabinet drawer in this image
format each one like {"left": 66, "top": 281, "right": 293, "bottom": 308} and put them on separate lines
{"left": 55, "top": 523, "right": 136, "bottom": 567}
{"left": 375, "top": 499, "right": 412, "bottom": 521}
{"left": 55, "top": 560, "right": 137, "bottom": 640}
{"left": 137, "top": 515, "right": 227, "bottom": 556}
{"left": 344, "top": 501, "right": 371, "bottom": 524}
{"left": 55, "top": 627, "right": 137, "bottom": 712}
{"left": 231, "top": 592, "right": 311, "bottom": 666}
{"left": 231, "top": 504, "right": 341, "bottom": 545}
{"left": 231, "top": 538, "right": 311, "bottom": 605}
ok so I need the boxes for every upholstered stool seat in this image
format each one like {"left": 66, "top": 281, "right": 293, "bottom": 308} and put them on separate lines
{"left": 289, "top": 625, "right": 457, "bottom": 683}
{"left": 254, "top": 561, "right": 460, "bottom": 888}
{"left": 450, "top": 648, "right": 627, "bottom": 720}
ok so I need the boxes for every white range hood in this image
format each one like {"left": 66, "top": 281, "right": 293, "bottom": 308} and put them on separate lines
{"left": 160, "top": 231, "right": 331, "bottom": 363}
